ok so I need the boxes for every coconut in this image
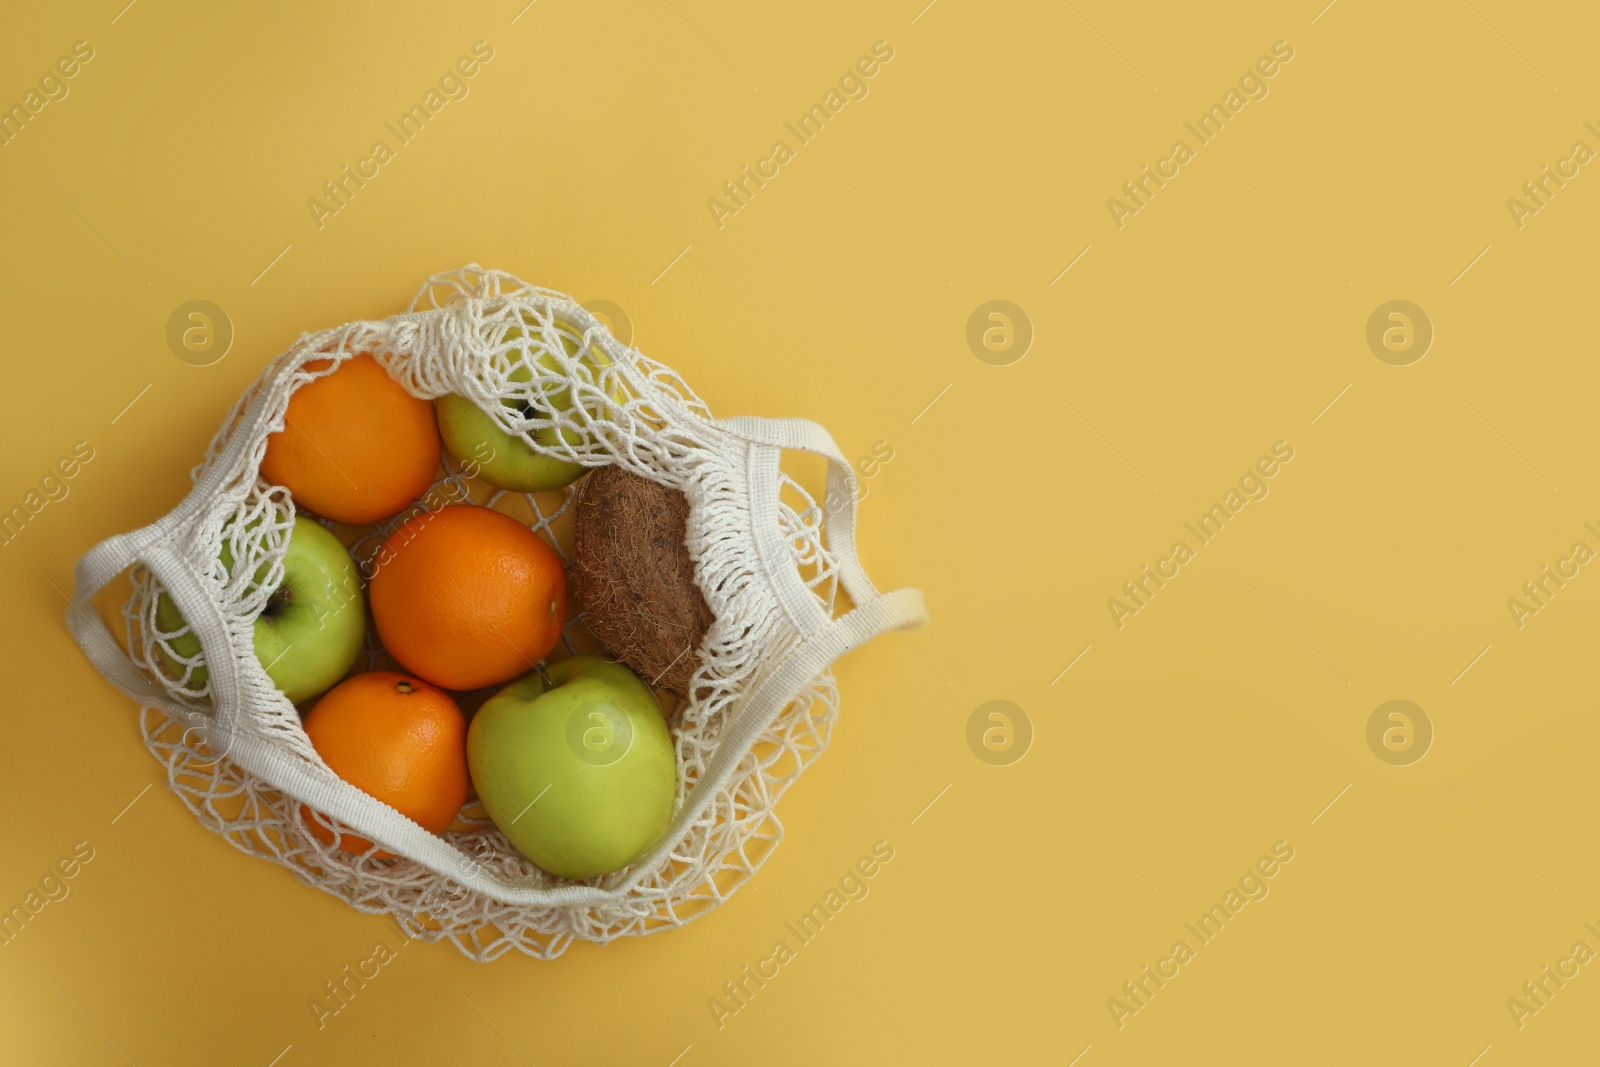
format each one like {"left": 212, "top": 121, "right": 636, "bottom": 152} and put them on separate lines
{"left": 572, "top": 465, "right": 712, "bottom": 697}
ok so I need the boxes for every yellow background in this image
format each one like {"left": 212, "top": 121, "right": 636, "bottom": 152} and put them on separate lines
{"left": 1, "top": 0, "right": 1596, "bottom": 1063}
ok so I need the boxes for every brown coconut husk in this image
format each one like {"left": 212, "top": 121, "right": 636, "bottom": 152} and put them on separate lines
{"left": 572, "top": 466, "right": 713, "bottom": 697}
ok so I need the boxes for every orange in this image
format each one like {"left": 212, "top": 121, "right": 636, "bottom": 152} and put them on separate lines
{"left": 369, "top": 504, "right": 567, "bottom": 690}
{"left": 261, "top": 353, "right": 441, "bottom": 524}
{"left": 300, "top": 671, "right": 469, "bottom": 856}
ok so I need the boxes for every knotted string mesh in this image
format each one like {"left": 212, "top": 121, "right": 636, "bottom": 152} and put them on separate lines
{"left": 113, "top": 266, "right": 858, "bottom": 960}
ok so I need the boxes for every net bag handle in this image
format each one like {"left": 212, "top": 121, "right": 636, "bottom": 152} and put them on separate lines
{"left": 711, "top": 414, "right": 928, "bottom": 648}
{"left": 67, "top": 522, "right": 219, "bottom": 724}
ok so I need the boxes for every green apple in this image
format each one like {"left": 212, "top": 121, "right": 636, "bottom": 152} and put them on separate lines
{"left": 154, "top": 515, "right": 366, "bottom": 705}
{"left": 435, "top": 393, "right": 584, "bottom": 492}
{"left": 436, "top": 314, "right": 616, "bottom": 493}
{"left": 469, "top": 655, "right": 676, "bottom": 880}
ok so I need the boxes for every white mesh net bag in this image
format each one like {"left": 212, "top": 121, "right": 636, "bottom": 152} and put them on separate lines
{"left": 66, "top": 265, "right": 927, "bottom": 961}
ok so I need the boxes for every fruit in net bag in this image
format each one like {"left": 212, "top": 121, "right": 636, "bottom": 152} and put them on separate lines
{"left": 468, "top": 656, "right": 675, "bottom": 880}
{"left": 301, "top": 671, "right": 469, "bottom": 857}
{"left": 261, "top": 353, "right": 441, "bottom": 524}
{"left": 572, "top": 465, "right": 711, "bottom": 697}
{"left": 369, "top": 504, "right": 567, "bottom": 691}
{"left": 154, "top": 515, "right": 365, "bottom": 704}
{"left": 435, "top": 313, "right": 615, "bottom": 493}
